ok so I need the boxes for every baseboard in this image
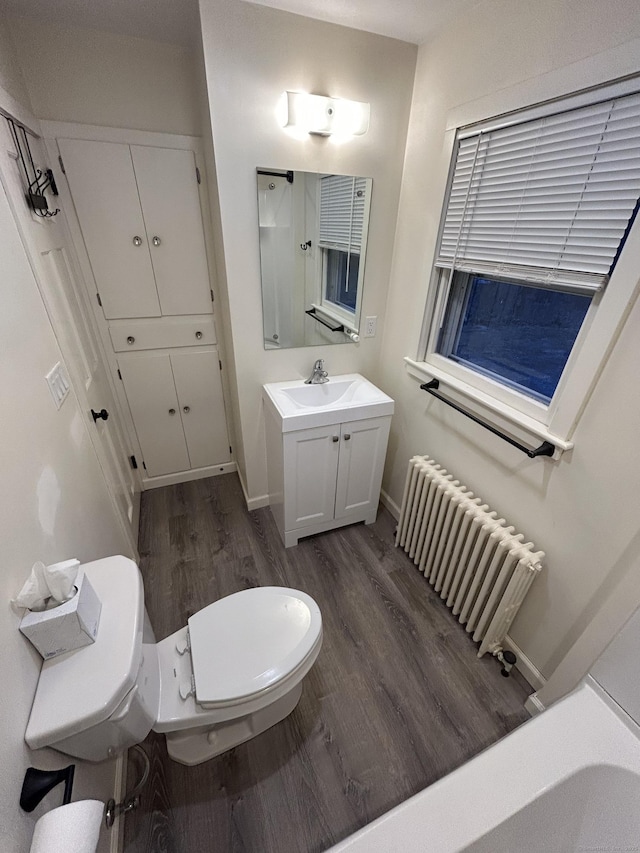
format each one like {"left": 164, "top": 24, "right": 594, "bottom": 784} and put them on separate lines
{"left": 503, "top": 634, "right": 546, "bottom": 692}
{"left": 142, "top": 461, "right": 236, "bottom": 490}
{"left": 524, "top": 693, "right": 546, "bottom": 716}
{"left": 237, "top": 468, "right": 270, "bottom": 511}
{"left": 380, "top": 488, "right": 401, "bottom": 520}
{"left": 110, "top": 751, "right": 127, "bottom": 853}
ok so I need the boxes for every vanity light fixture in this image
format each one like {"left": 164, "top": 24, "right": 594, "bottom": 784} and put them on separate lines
{"left": 278, "top": 92, "right": 370, "bottom": 137}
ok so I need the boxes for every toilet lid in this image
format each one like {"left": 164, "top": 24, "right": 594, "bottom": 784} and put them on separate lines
{"left": 188, "top": 587, "right": 322, "bottom": 707}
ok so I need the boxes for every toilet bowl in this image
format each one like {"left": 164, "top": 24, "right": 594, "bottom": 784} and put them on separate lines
{"left": 25, "top": 556, "right": 323, "bottom": 766}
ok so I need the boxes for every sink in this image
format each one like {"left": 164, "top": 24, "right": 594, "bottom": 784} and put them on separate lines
{"left": 280, "top": 379, "right": 357, "bottom": 408}
{"left": 263, "top": 373, "right": 394, "bottom": 431}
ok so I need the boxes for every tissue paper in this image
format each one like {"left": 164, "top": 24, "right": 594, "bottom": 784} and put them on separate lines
{"left": 11, "top": 562, "right": 50, "bottom": 611}
{"left": 45, "top": 559, "right": 80, "bottom": 603}
{"left": 12, "top": 559, "right": 80, "bottom": 611}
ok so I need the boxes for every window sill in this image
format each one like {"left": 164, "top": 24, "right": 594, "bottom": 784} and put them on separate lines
{"left": 404, "top": 357, "right": 574, "bottom": 457}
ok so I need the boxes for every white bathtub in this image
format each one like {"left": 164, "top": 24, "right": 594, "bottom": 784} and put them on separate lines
{"left": 329, "top": 676, "right": 640, "bottom": 852}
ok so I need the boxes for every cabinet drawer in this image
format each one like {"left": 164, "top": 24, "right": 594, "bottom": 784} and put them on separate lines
{"left": 110, "top": 316, "right": 216, "bottom": 352}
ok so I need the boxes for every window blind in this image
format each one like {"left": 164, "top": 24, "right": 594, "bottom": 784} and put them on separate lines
{"left": 437, "top": 90, "right": 640, "bottom": 291}
{"left": 319, "top": 175, "right": 367, "bottom": 253}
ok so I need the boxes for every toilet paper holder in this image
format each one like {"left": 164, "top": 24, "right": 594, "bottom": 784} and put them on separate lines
{"left": 20, "top": 764, "right": 75, "bottom": 812}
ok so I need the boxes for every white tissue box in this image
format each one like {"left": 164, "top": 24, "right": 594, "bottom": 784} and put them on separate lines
{"left": 19, "top": 570, "right": 102, "bottom": 659}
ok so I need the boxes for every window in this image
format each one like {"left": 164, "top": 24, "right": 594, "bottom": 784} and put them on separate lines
{"left": 318, "top": 174, "right": 369, "bottom": 328}
{"left": 413, "top": 83, "right": 640, "bottom": 450}
{"left": 439, "top": 273, "right": 591, "bottom": 404}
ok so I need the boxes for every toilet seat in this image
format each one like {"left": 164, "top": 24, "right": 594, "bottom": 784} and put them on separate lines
{"left": 188, "top": 586, "right": 322, "bottom": 708}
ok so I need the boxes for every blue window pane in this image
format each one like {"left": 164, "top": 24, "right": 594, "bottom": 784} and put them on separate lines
{"left": 440, "top": 275, "right": 591, "bottom": 403}
{"left": 325, "top": 249, "right": 359, "bottom": 311}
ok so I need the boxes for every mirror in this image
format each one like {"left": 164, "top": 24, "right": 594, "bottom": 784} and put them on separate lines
{"left": 257, "top": 168, "right": 372, "bottom": 349}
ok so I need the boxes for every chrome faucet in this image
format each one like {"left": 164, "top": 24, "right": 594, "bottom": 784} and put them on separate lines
{"left": 305, "top": 359, "right": 329, "bottom": 384}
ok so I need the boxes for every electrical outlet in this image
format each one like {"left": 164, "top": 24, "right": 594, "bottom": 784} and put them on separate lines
{"left": 364, "top": 316, "right": 377, "bottom": 337}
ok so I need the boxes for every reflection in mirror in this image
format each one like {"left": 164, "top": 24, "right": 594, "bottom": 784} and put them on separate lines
{"left": 257, "top": 168, "right": 372, "bottom": 349}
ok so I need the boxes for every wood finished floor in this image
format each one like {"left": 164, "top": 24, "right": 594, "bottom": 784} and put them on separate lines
{"left": 124, "top": 474, "right": 530, "bottom": 853}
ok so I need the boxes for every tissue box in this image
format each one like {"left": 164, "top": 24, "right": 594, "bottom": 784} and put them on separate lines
{"left": 19, "top": 570, "right": 102, "bottom": 659}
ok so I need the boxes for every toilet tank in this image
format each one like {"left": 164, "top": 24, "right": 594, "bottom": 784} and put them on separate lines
{"left": 25, "top": 556, "right": 160, "bottom": 762}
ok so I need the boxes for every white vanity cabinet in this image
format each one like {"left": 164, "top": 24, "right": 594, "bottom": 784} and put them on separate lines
{"left": 58, "top": 138, "right": 212, "bottom": 319}
{"left": 118, "top": 348, "right": 231, "bottom": 478}
{"left": 266, "top": 408, "right": 391, "bottom": 547}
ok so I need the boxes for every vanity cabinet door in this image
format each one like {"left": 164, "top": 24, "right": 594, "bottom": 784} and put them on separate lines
{"left": 334, "top": 416, "right": 391, "bottom": 521}
{"left": 283, "top": 426, "right": 340, "bottom": 530}
{"left": 131, "top": 146, "right": 212, "bottom": 317}
{"left": 171, "top": 350, "right": 231, "bottom": 469}
{"left": 58, "top": 138, "right": 161, "bottom": 319}
{"left": 118, "top": 353, "right": 190, "bottom": 477}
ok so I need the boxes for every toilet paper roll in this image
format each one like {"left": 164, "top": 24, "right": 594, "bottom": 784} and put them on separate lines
{"left": 30, "top": 800, "right": 104, "bottom": 853}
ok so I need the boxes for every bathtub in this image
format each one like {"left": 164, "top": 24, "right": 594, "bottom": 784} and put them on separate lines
{"left": 329, "top": 676, "right": 640, "bottom": 852}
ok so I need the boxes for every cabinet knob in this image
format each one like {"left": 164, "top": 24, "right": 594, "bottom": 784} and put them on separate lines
{"left": 183, "top": 406, "right": 190, "bottom": 413}
{"left": 126, "top": 336, "right": 135, "bottom": 345}
{"left": 332, "top": 435, "right": 339, "bottom": 442}
{"left": 152, "top": 236, "right": 161, "bottom": 247}
{"left": 344, "top": 433, "right": 351, "bottom": 441}
{"left": 195, "top": 330, "right": 203, "bottom": 340}
{"left": 169, "top": 408, "right": 176, "bottom": 415}
{"left": 132, "top": 236, "right": 142, "bottom": 246}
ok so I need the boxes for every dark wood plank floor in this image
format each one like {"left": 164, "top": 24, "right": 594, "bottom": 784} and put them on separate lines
{"left": 124, "top": 474, "right": 530, "bottom": 853}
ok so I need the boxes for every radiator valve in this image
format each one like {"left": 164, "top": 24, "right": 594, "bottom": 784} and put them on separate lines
{"left": 494, "top": 649, "right": 517, "bottom": 677}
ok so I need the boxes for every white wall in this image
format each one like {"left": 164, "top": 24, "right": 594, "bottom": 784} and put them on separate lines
{"left": 379, "top": 0, "right": 640, "bottom": 684}
{"left": 198, "top": 0, "right": 417, "bottom": 502}
{"left": 9, "top": 17, "right": 201, "bottom": 135}
{"left": 0, "top": 20, "right": 131, "bottom": 853}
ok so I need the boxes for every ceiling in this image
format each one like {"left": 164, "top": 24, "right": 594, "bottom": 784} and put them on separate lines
{"left": 245, "top": 0, "right": 475, "bottom": 45}
{"left": 0, "top": 0, "right": 476, "bottom": 46}
{"left": 0, "top": 0, "right": 201, "bottom": 46}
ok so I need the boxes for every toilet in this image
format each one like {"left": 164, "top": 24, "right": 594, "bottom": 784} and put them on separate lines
{"left": 24, "top": 556, "right": 323, "bottom": 766}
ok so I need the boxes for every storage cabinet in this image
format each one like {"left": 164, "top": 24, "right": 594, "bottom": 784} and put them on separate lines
{"left": 58, "top": 138, "right": 212, "bottom": 319}
{"left": 57, "top": 130, "right": 233, "bottom": 488}
{"left": 118, "top": 349, "right": 230, "bottom": 478}
{"left": 267, "top": 414, "right": 391, "bottom": 547}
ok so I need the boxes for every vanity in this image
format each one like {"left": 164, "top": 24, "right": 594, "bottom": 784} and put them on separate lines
{"left": 263, "top": 374, "right": 394, "bottom": 547}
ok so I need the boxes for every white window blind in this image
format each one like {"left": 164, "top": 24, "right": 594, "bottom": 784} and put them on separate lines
{"left": 319, "top": 174, "right": 367, "bottom": 253}
{"left": 437, "top": 91, "right": 640, "bottom": 291}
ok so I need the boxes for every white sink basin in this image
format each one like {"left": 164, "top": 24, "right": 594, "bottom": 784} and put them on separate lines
{"left": 263, "top": 373, "right": 394, "bottom": 431}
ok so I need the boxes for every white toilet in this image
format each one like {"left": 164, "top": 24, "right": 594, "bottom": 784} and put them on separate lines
{"left": 25, "top": 556, "right": 323, "bottom": 766}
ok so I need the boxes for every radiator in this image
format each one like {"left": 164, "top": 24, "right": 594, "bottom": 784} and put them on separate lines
{"left": 395, "top": 456, "right": 543, "bottom": 658}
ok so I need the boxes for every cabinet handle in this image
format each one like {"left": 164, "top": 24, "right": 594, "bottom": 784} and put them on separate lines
{"left": 183, "top": 406, "right": 191, "bottom": 413}
{"left": 195, "top": 330, "right": 203, "bottom": 340}
{"left": 152, "top": 236, "right": 161, "bottom": 247}
{"left": 332, "top": 435, "right": 339, "bottom": 442}
{"left": 344, "top": 433, "right": 351, "bottom": 441}
{"left": 169, "top": 408, "right": 176, "bottom": 415}
{"left": 126, "top": 336, "right": 135, "bottom": 345}
{"left": 132, "top": 236, "right": 142, "bottom": 246}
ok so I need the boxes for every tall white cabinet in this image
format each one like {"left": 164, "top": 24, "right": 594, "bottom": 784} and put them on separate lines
{"left": 57, "top": 132, "right": 231, "bottom": 486}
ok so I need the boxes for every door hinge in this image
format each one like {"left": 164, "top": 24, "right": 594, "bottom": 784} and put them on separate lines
{"left": 117, "top": 368, "right": 122, "bottom": 380}
{"left": 96, "top": 292, "right": 102, "bottom": 307}
{"left": 58, "top": 155, "right": 66, "bottom": 174}
{"left": 130, "top": 455, "right": 138, "bottom": 470}
{"left": 196, "top": 166, "right": 201, "bottom": 185}
{"left": 219, "top": 360, "right": 222, "bottom": 370}
{"left": 210, "top": 289, "right": 214, "bottom": 302}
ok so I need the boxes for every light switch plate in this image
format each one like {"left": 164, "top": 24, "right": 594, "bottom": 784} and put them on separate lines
{"left": 45, "top": 362, "right": 71, "bottom": 409}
